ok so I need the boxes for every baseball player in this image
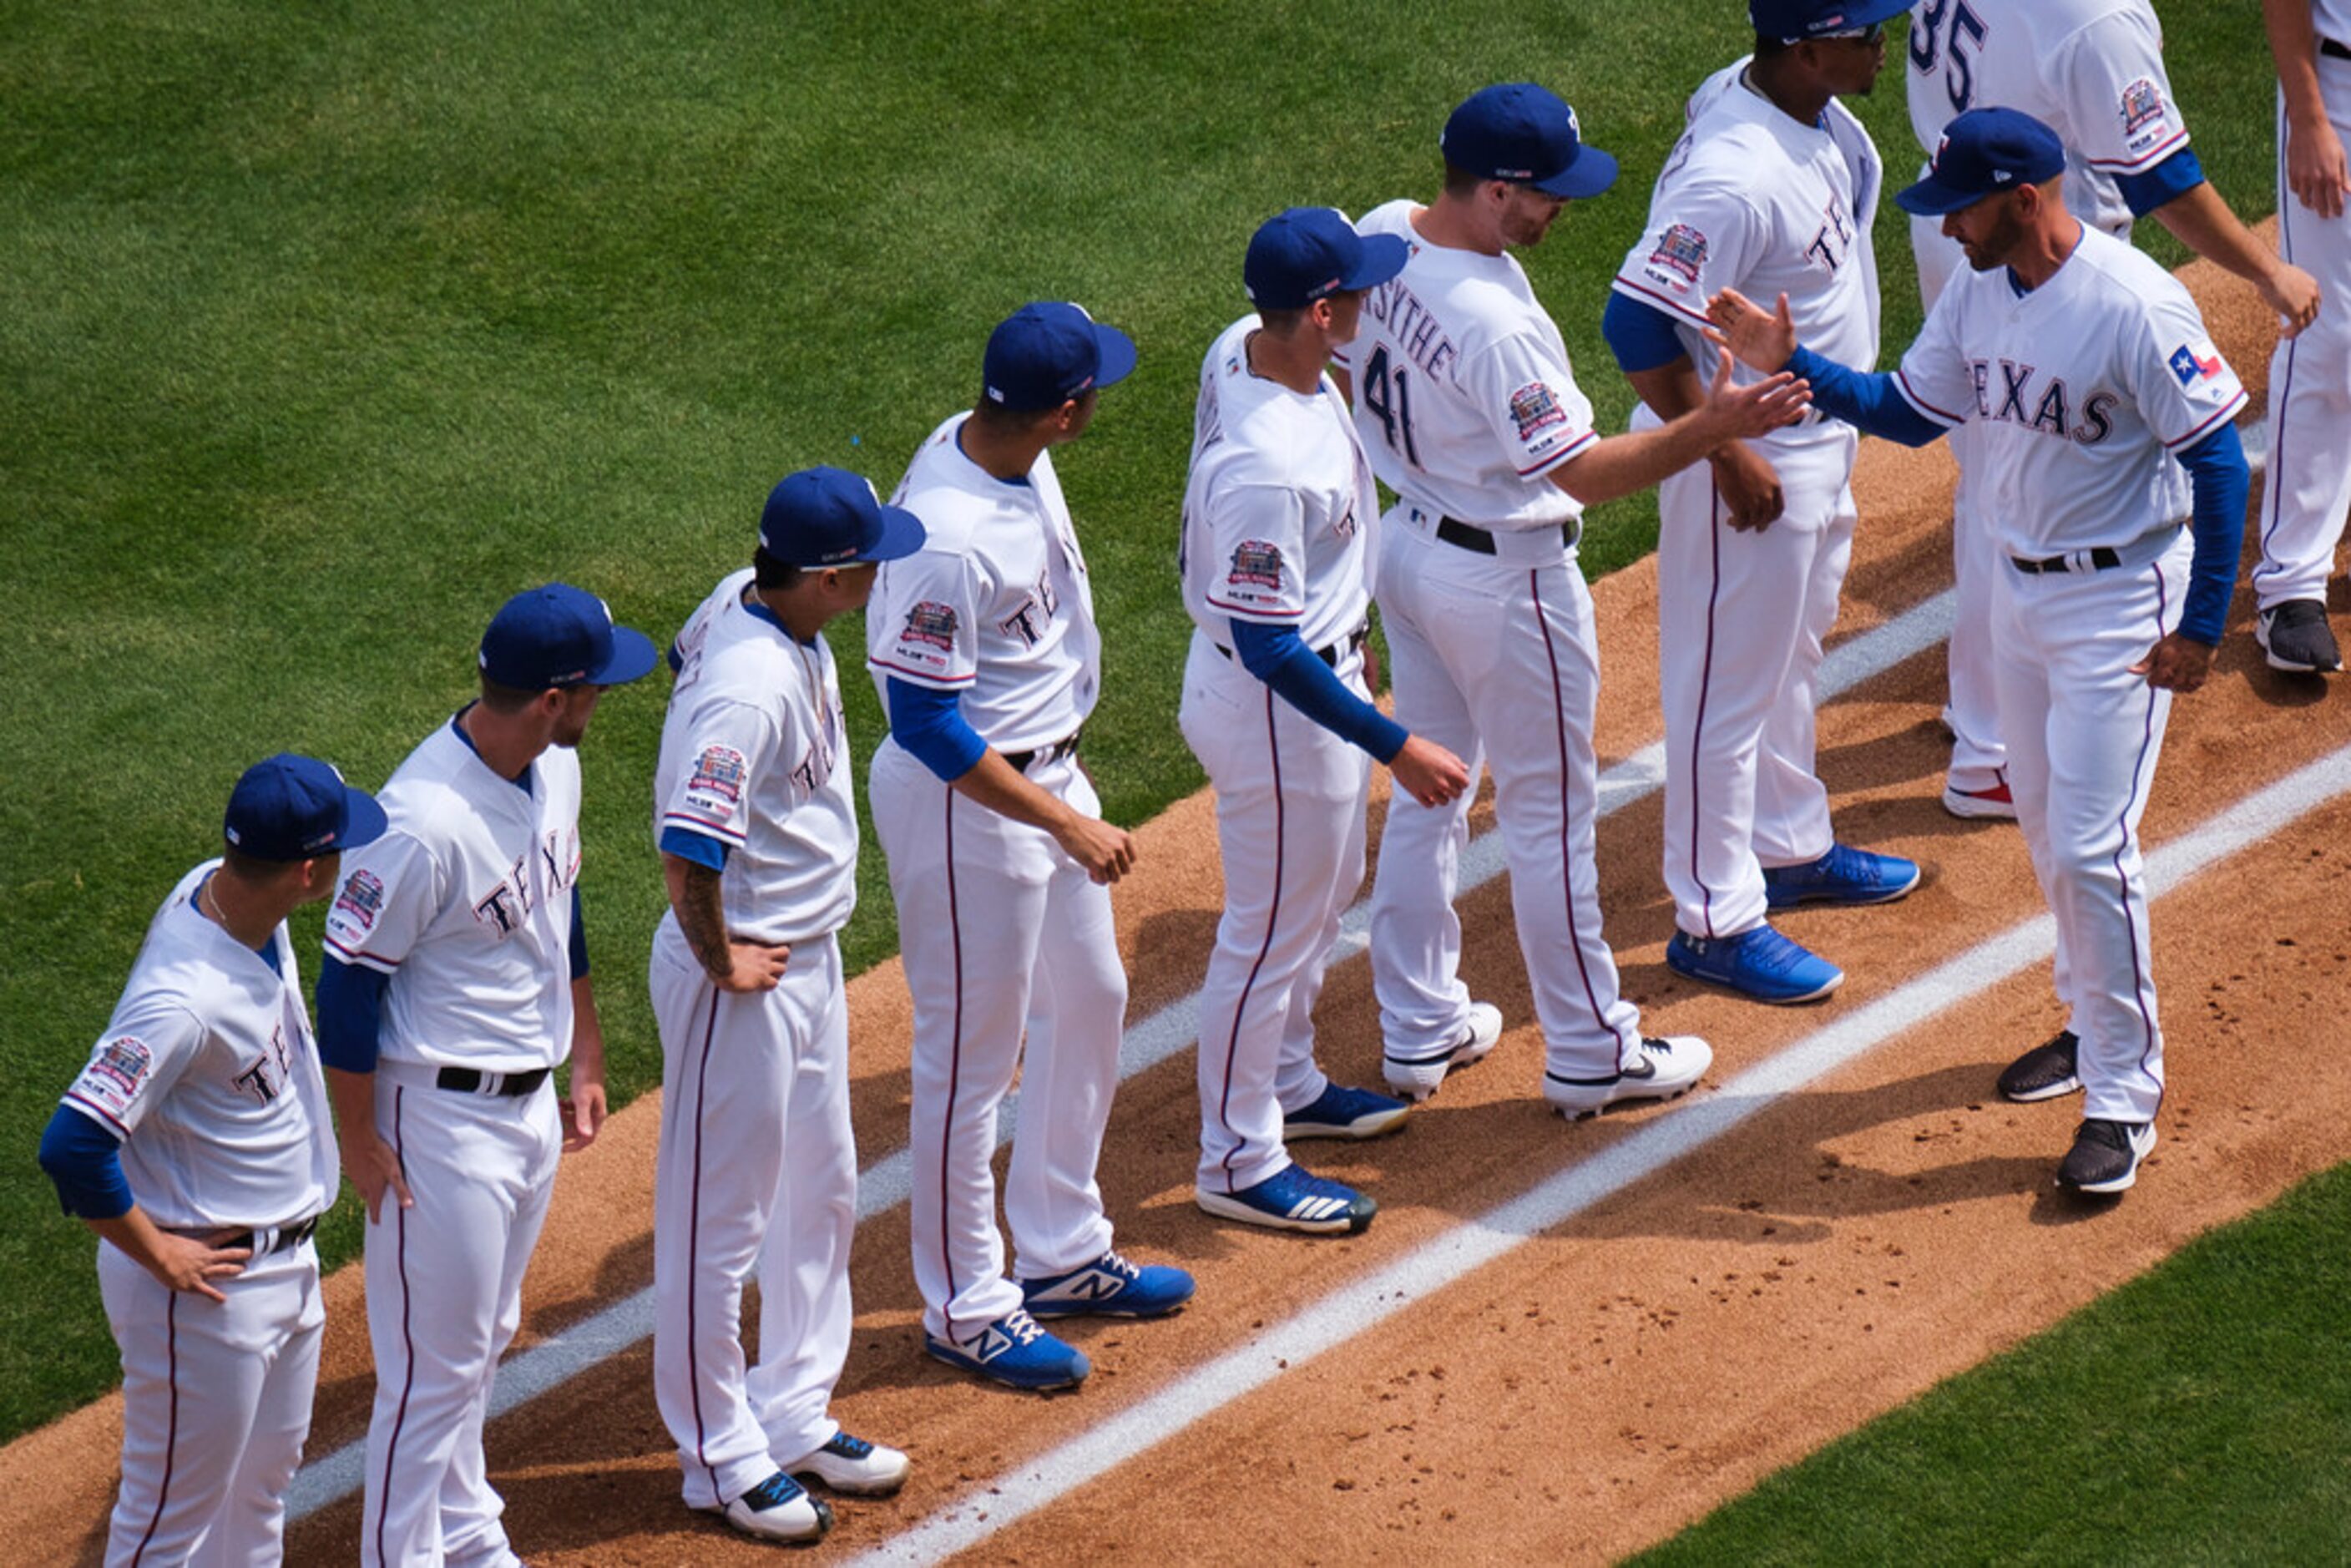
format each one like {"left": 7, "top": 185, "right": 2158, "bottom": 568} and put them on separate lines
{"left": 867, "top": 301, "right": 1195, "bottom": 1392}
{"left": 318, "top": 583, "right": 656, "bottom": 1567}
{"left": 1708, "top": 107, "right": 2252, "bottom": 1191}
{"left": 38, "top": 754, "right": 383, "bottom": 1568}
{"left": 1604, "top": 0, "right": 1924, "bottom": 1008}
{"left": 648, "top": 468, "right": 924, "bottom": 1543}
{"left": 1181, "top": 207, "right": 1473, "bottom": 1236}
{"left": 2256, "top": 0, "right": 2351, "bottom": 674}
{"left": 1905, "top": 0, "right": 2323, "bottom": 797}
{"left": 1337, "top": 83, "right": 1811, "bottom": 1119}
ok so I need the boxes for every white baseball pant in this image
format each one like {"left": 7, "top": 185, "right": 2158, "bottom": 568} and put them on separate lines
{"left": 2257, "top": 71, "right": 2351, "bottom": 611}
{"left": 650, "top": 918, "right": 853, "bottom": 1510}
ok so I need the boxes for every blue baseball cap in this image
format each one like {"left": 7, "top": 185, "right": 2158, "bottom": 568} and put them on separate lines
{"left": 760, "top": 466, "right": 928, "bottom": 567}
{"left": 1750, "top": 0, "right": 1917, "bottom": 44}
{"left": 981, "top": 301, "right": 1138, "bottom": 412}
{"left": 478, "top": 583, "right": 660, "bottom": 690}
{"left": 1243, "top": 207, "right": 1410, "bottom": 311}
{"left": 1896, "top": 107, "right": 2068, "bottom": 215}
{"left": 223, "top": 753, "right": 387, "bottom": 862}
{"left": 1441, "top": 83, "right": 1617, "bottom": 200}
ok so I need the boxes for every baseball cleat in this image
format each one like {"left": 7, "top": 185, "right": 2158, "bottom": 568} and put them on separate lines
{"left": 1282, "top": 1082, "right": 1412, "bottom": 1141}
{"left": 1020, "top": 1250, "right": 1196, "bottom": 1320}
{"left": 1941, "top": 779, "right": 2017, "bottom": 820}
{"left": 2056, "top": 1118, "right": 2156, "bottom": 1194}
{"left": 1666, "top": 926, "right": 1842, "bottom": 1005}
{"left": 1382, "top": 1001, "right": 1504, "bottom": 1101}
{"left": 783, "top": 1431, "right": 910, "bottom": 1497}
{"left": 2257, "top": 599, "right": 2343, "bottom": 673}
{"left": 923, "top": 1308, "right": 1089, "bottom": 1391}
{"left": 1762, "top": 843, "right": 1921, "bottom": 908}
{"left": 706, "top": 1469, "right": 833, "bottom": 1544}
{"left": 1544, "top": 1035, "right": 1713, "bottom": 1120}
{"left": 1196, "top": 1161, "right": 1376, "bottom": 1235}
{"left": 1996, "top": 1029, "right": 2082, "bottom": 1102}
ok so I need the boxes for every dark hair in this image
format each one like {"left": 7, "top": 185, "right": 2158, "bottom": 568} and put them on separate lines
{"left": 753, "top": 548, "right": 806, "bottom": 592}
{"left": 220, "top": 842, "right": 284, "bottom": 881}
{"left": 970, "top": 396, "right": 1071, "bottom": 432}
{"left": 1441, "top": 159, "right": 1490, "bottom": 199}
{"left": 478, "top": 675, "right": 547, "bottom": 713}
{"left": 1754, "top": 33, "right": 1794, "bottom": 59}
{"left": 1255, "top": 303, "right": 1312, "bottom": 336}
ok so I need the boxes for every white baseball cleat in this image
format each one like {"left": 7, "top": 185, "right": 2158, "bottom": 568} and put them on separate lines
{"left": 1382, "top": 1002, "right": 1504, "bottom": 1101}
{"left": 704, "top": 1469, "right": 833, "bottom": 1544}
{"left": 784, "top": 1430, "right": 910, "bottom": 1496}
{"left": 1543, "top": 1035, "right": 1712, "bottom": 1120}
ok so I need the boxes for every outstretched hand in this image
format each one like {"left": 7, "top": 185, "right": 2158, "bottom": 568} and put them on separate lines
{"left": 1696, "top": 345, "right": 1810, "bottom": 443}
{"left": 1704, "top": 288, "right": 1799, "bottom": 374}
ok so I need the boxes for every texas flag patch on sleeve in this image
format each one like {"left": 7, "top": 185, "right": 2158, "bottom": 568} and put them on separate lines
{"left": 2167, "top": 340, "right": 2226, "bottom": 388}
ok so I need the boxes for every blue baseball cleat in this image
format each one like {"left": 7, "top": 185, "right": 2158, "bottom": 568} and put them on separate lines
{"left": 923, "top": 1308, "right": 1089, "bottom": 1391}
{"left": 1282, "top": 1083, "right": 1412, "bottom": 1141}
{"left": 1196, "top": 1161, "right": 1376, "bottom": 1235}
{"left": 1666, "top": 926, "right": 1843, "bottom": 1005}
{"left": 1762, "top": 843, "right": 1920, "bottom": 908}
{"left": 1020, "top": 1251, "right": 1196, "bottom": 1320}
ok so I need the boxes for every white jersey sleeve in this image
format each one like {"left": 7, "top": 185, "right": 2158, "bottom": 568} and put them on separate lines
{"left": 868, "top": 545, "right": 981, "bottom": 691}
{"left": 2053, "top": 7, "right": 2189, "bottom": 180}
{"left": 61, "top": 994, "right": 202, "bottom": 1141}
{"left": 660, "top": 697, "right": 779, "bottom": 851}
{"left": 2131, "top": 288, "right": 2249, "bottom": 452}
{"left": 323, "top": 827, "right": 442, "bottom": 977}
{"left": 1613, "top": 167, "right": 1767, "bottom": 333}
{"left": 1200, "top": 483, "right": 1310, "bottom": 625}
{"left": 1456, "top": 332, "right": 1600, "bottom": 482}
{"left": 1893, "top": 281, "right": 1976, "bottom": 430}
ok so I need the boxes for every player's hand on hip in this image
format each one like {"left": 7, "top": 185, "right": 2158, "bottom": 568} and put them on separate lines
{"left": 2263, "top": 260, "right": 2323, "bottom": 338}
{"left": 345, "top": 1133, "right": 414, "bottom": 1225}
{"left": 1390, "top": 735, "right": 1470, "bottom": 808}
{"left": 1708, "top": 440, "right": 1786, "bottom": 532}
{"left": 1058, "top": 814, "right": 1137, "bottom": 884}
{"left": 1703, "top": 288, "right": 1798, "bottom": 373}
{"left": 2129, "top": 633, "right": 2214, "bottom": 693}
{"left": 717, "top": 939, "right": 791, "bottom": 992}
{"left": 2287, "top": 115, "right": 2351, "bottom": 221}
{"left": 149, "top": 1232, "right": 250, "bottom": 1303}
{"left": 559, "top": 1080, "right": 608, "bottom": 1153}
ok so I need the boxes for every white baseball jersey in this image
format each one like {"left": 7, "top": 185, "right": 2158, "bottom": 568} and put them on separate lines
{"left": 1906, "top": 0, "right": 2187, "bottom": 240}
{"left": 1615, "top": 59, "right": 1883, "bottom": 430}
{"left": 1331, "top": 200, "right": 1596, "bottom": 529}
{"left": 655, "top": 569, "right": 857, "bottom": 943}
{"left": 1894, "top": 226, "right": 2247, "bottom": 559}
{"left": 324, "top": 717, "right": 584, "bottom": 1072}
{"left": 868, "top": 413, "right": 1100, "bottom": 751}
{"left": 60, "top": 861, "right": 334, "bottom": 1231}
{"left": 2321, "top": 0, "right": 2351, "bottom": 40}
{"left": 1181, "top": 315, "right": 1378, "bottom": 652}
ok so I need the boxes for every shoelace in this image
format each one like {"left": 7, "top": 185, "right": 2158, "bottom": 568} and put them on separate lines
{"left": 828, "top": 1432, "right": 873, "bottom": 1459}
{"left": 743, "top": 1473, "right": 805, "bottom": 1508}
{"left": 1095, "top": 1251, "right": 1141, "bottom": 1283}
{"left": 1002, "top": 1308, "right": 1046, "bottom": 1347}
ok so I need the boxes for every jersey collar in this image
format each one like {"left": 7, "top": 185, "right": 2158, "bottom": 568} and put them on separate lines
{"left": 448, "top": 705, "right": 536, "bottom": 797}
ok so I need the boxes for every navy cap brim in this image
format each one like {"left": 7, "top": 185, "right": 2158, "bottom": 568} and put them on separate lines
{"left": 862, "top": 504, "right": 928, "bottom": 564}
{"left": 1341, "top": 231, "right": 1410, "bottom": 291}
{"left": 1090, "top": 324, "right": 1138, "bottom": 391}
{"left": 340, "top": 787, "right": 390, "bottom": 852}
{"left": 1532, "top": 144, "right": 1618, "bottom": 200}
{"left": 1893, "top": 175, "right": 1996, "bottom": 217}
{"left": 589, "top": 625, "right": 660, "bottom": 685}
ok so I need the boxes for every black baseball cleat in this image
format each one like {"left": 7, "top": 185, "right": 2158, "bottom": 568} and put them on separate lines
{"left": 1996, "top": 1029, "right": 2081, "bottom": 1102}
{"left": 2257, "top": 599, "right": 2343, "bottom": 674}
{"left": 2056, "top": 1118, "right": 2156, "bottom": 1194}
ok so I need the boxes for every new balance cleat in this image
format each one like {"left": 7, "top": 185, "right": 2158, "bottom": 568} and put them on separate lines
{"left": 1997, "top": 1029, "right": 2082, "bottom": 1103}
{"left": 2056, "top": 1118, "right": 2156, "bottom": 1194}
{"left": 1383, "top": 1000, "right": 1504, "bottom": 1101}
{"left": 1544, "top": 1035, "right": 1713, "bottom": 1120}
{"left": 923, "top": 1308, "right": 1089, "bottom": 1391}
{"left": 1762, "top": 843, "right": 1921, "bottom": 908}
{"left": 783, "top": 1431, "right": 910, "bottom": 1497}
{"left": 2257, "top": 599, "right": 2343, "bottom": 673}
{"left": 706, "top": 1469, "right": 832, "bottom": 1544}
{"left": 1941, "top": 779, "right": 2017, "bottom": 820}
{"left": 1666, "top": 926, "right": 1843, "bottom": 1005}
{"left": 1020, "top": 1250, "right": 1196, "bottom": 1320}
{"left": 1282, "top": 1082, "right": 1412, "bottom": 1141}
{"left": 1196, "top": 1161, "right": 1375, "bottom": 1235}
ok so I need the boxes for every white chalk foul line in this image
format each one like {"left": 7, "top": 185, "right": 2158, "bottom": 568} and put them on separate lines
{"left": 849, "top": 738, "right": 2350, "bottom": 1565}
{"left": 288, "top": 422, "right": 2272, "bottom": 1525}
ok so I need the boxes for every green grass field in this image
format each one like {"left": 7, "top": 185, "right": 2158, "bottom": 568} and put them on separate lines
{"left": 0, "top": 0, "right": 2303, "bottom": 1524}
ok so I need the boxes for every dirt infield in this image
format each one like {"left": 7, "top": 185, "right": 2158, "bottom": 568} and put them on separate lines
{"left": 9, "top": 248, "right": 2348, "bottom": 1566}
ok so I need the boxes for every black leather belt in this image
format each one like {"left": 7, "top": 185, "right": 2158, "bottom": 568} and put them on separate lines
{"left": 2010, "top": 547, "right": 2122, "bottom": 575}
{"left": 437, "top": 1065, "right": 552, "bottom": 1096}
{"left": 1003, "top": 729, "right": 1083, "bottom": 775}
{"left": 1434, "top": 516, "right": 1580, "bottom": 554}
{"left": 175, "top": 1216, "right": 320, "bottom": 1256}
{"left": 1214, "top": 624, "right": 1368, "bottom": 670}
{"left": 2323, "top": 36, "right": 2350, "bottom": 61}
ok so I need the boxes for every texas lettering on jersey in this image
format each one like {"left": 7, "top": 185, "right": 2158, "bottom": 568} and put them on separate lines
{"left": 1966, "top": 358, "right": 2121, "bottom": 445}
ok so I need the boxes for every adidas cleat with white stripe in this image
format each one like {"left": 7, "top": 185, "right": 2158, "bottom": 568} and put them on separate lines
{"left": 1196, "top": 1161, "right": 1376, "bottom": 1235}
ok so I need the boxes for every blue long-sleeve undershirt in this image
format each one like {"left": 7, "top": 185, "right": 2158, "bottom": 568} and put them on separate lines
{"left": 1786, "top": 346, "right": 1948, "bottom": 447}
{"left": 2175, "top": 422, "right": 2249, "bottom": 646}
{"left": 1601, "top": 291, "right": 1690, "bottom": 375}
{"left": 2116, "top": 148, "right": 2206, "bottom": 219}
{"left": 1228, "top": 620, "right": 1408, "bottom": 762}
{"left": 887, "top": 677, "right": 990, "bottom": 782}
{"left": 38, "top": 1104, "right": 131, "bottom": 1220}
